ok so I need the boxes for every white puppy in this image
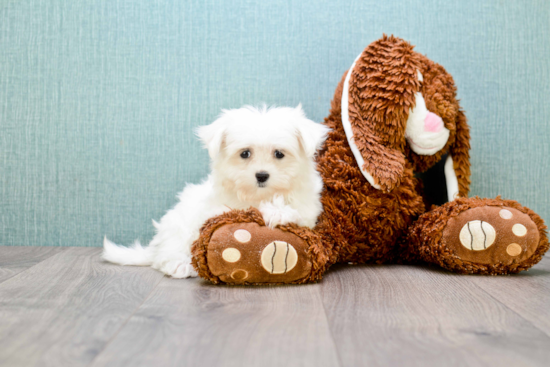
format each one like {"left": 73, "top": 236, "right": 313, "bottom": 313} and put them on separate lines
{"left": 103, "top": 105, "right": 330, "bottom": 278}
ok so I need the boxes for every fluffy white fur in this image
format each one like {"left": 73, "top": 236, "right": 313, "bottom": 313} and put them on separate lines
{"left": 103, "top": 105, "right": 330, "bottom": 278}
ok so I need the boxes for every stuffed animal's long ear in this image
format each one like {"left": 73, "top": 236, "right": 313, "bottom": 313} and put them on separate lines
{"left": 196, "top": 112, "right": 229, "bottom": 160}
{"left": 449, "top": 109, "right": 471, "bottom": 197}
{"left": 344, "top": 35, "right": 421, "bottom": 191}
{"left": 294, "top": 104, "right": 331, "bottom": 158}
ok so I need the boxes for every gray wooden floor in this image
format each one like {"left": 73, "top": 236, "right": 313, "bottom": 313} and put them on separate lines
{"left": 1, "top": 247, "right": 549, "bottom": 367}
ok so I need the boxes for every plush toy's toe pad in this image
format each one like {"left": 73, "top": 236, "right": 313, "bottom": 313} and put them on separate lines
{"left": 207, "top": 222, "right": 312, "bottom": 284}
{"left": 443, "top": 206, "right": 540, "bottom": 266}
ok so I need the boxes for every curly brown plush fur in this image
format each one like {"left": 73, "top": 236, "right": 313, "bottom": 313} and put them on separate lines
{"left": 314, "top": 35, "right": 545, "bottom": 271}
{"left": 346, "top": 36, "right": 470, "bottom": 194}
{"left": 192, "top": 35, "right": 548, "bottom": 284}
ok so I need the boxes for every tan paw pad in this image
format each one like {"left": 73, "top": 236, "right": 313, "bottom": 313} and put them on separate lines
{"left": 222, "top": 248, "right": 241, "bottom": 262}
{"left": 234, "top": 229, "right": 251, "bottom": 243}
{"left": 459, "top": 220, "right": 496, "bottom": 251}
{"left": 499, "top": 209, "right": 513, "bottom": 219}
{"left": 512, "top": 224, "right": 527, "bottom": 237}
{"left": 231, "top": 269, "right": 248, "bottom": 281}
{"left": 261, "top": 241, "right": 298, "bottom": 274}
{"left": 506, "top": 243, "right": 523, "bottom": 256}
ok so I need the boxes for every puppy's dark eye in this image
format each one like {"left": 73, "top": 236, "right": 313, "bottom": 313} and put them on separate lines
{"left": 274, "top": 150, "right": 285, "bottom": 159}
{"left": 240, "top": 150, "right": 251, "bottom": 159}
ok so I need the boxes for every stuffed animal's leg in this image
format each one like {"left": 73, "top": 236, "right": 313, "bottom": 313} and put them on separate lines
{"left": 405, "top": 197, "right": 548, "bottom": 274}
{"left": 191, "top": 208, "right": 330, "bottom": 285}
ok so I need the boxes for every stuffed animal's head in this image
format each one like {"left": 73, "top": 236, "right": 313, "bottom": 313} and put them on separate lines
{"left": 340, "top": 35, "right": 471, "bottom": 200}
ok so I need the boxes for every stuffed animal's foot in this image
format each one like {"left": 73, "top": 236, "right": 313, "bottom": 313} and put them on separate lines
{"left": 409, "top": 197, "right": 548, "bottom": 274}
{"left": 191, "top": 209, "right": 329, "bottom": 285}
{"left": 443, "top": 205, "right": 541, "bottom": 267}
{"left": 204, "top": 223, "right": 312, "bottom": 284}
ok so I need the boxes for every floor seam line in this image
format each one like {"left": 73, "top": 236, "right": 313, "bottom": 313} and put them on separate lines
{"left": 0, "top": 247, "right": 70, "bottom": 286}
{"left": 87, "top": 274, "right": 165, "bottom": 366}
{"left": 318, "top": 277, "right": 345, "bottom": 367}
{"left": 467, "top": 277, "right": 550, "bottom": 339}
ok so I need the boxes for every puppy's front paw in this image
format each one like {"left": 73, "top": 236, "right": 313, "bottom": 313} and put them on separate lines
{"left": 161, "top": 258, "right": 198, "bottom": 279}
{"left": 259, "top": 195, "right": 301, "bottom": 228}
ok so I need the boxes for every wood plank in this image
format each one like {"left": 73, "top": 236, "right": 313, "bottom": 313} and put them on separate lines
{"left": 90, "top": 278, "right": 341, "bottom": 367}
{"left": 0, "top": 247, "right": 164, "bottom": 367}
{"left": 0, "top": 246, "right": 64, "bottom": 284}
{"left": 466, "top": 255, "right": 550, "bottom": 336}
{"left": 320, "top": 263, "right": 550, "bottom": 367}
{"left": 1, "top": 246, "right": 547, "bottom": 366}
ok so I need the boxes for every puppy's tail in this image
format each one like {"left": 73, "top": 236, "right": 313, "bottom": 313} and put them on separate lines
{"left": 102, "top": 237, "right": 154, "bottom": 266}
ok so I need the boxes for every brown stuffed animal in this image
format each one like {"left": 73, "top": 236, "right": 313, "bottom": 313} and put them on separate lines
{"left": 192, "top": 35, "right": 548, "bottom": 285}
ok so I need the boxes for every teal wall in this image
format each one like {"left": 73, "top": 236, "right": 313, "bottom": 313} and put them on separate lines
{"left": 1, "top": 0, "right": 549, "bottom": 247}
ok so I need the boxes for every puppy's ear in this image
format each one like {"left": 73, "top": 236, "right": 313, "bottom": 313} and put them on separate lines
{"left": 294, "top": 104, "right": 331, "bottom": 158}
{"left": 196, "top": 112, "right": 229, "bottom": 160}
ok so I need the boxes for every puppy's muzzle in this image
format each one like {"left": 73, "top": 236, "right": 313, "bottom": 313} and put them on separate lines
{"left": 255, "top": 171, "right": 270, "bottom": 184}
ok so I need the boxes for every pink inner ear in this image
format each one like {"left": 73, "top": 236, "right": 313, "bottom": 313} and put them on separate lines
{"left": 424, "top": 112, "right": 443, "bottom": 132}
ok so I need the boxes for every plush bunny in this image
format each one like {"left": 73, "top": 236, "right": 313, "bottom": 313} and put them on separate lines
{"left": 192, "top": 35, "right": 548, "bottom": 284}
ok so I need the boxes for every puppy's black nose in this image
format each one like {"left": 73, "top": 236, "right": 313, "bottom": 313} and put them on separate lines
{"left": 255, "top": 172, "right": 270, "bottom": 183}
